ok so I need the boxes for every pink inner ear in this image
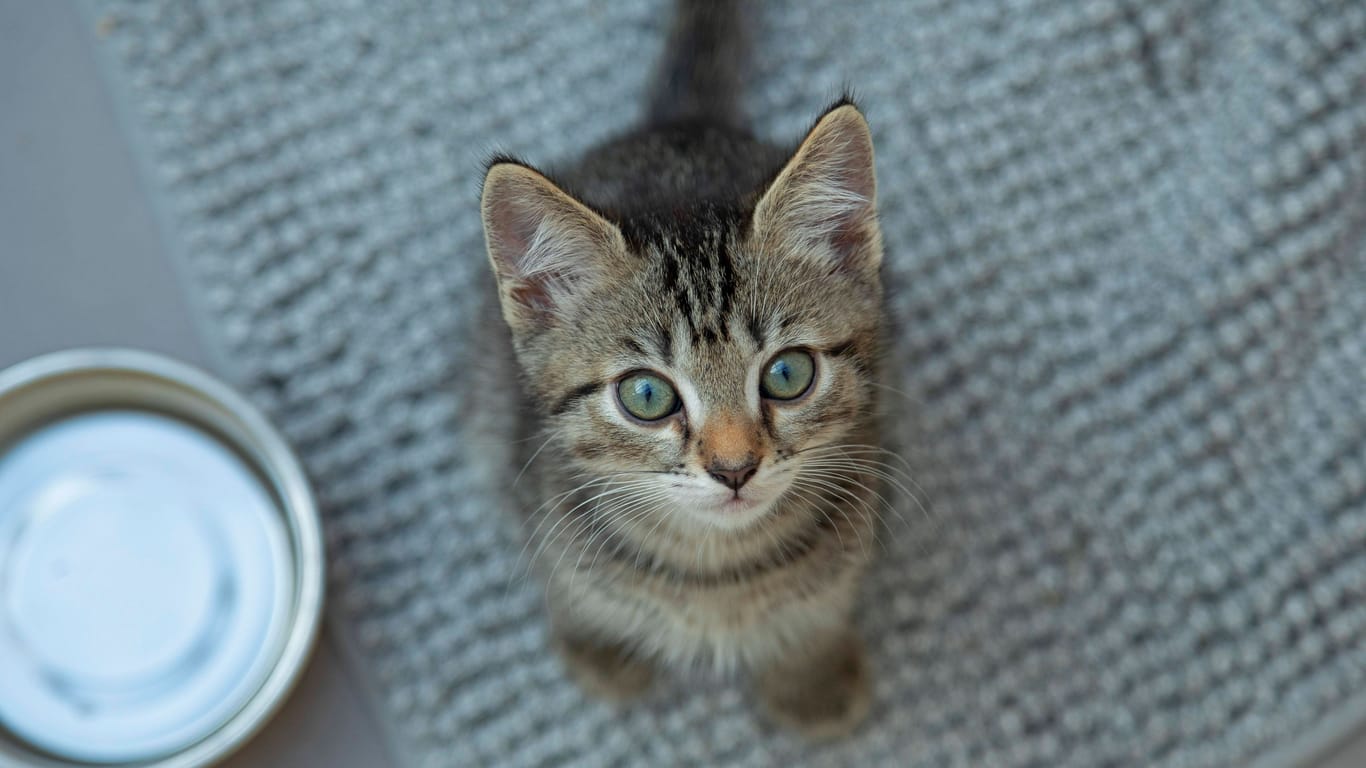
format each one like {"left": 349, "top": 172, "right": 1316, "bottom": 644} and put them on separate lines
{"left": 755, "top": 106, "right": 881, "bottom": 275}
{"left": 482, "top": 164, "right": 623, "bottom": 326}
{"left": 484, "top": 175, "right": 567, "bottom": 317}
{"left": 790, "top": 161, "right": 877, "bottom": 274}
{"left": 838, "top": 154, "right": 876, "bottom": 210}
{"left": 508, "top": 281, "right": 554, "bottom": 314}
{"left": 485, "top": 185, "right": 540, "bottom": 279}
{"left": 829, "top": 217, "right": 868, "bottom": 268}
{"left": 832, "top": 171, "right": 876, "bottom": 270}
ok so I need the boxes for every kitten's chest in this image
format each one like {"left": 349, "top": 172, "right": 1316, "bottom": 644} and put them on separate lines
{"left": 561, "top": 541, "right": 864, "bottom": 671}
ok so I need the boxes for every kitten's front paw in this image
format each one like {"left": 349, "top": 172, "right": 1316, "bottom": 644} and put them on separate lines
{"left": 554, "top": 633, "right": 655, "bottom": 702}
{"left": 757, "top": 632, "right": 872, "bottom": 740}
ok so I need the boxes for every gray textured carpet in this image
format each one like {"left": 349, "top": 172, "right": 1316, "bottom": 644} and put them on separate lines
{"left": 93, "top": 1, "right": 1366, "bottom": 766}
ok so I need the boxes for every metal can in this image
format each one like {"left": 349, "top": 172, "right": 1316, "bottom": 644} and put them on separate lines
{"left": 0, "top": 349, "right": 324, "bottom": 768}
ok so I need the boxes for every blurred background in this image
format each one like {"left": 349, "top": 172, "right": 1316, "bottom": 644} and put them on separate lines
{"left": 0, "top": 3, "right": 391, "bottom": 766}
{"left": 4, "top": 1, "right": 1366, "bottom": 766}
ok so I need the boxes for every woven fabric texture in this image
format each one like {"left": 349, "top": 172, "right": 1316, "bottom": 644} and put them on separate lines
{"left": 95, "top": 1, "right": 1366, "bottom": 765}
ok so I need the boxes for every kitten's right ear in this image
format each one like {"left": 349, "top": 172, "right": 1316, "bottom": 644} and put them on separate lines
{"left": 480, "top": 162, "right": 626, "bottom": 334}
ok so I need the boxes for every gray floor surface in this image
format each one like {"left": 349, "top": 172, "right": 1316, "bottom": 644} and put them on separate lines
{"left": 0, "top": 1, "right": 1361, "bottom": 766}
{"left": 0, "top": 2, "right": 390, "bottom": 767}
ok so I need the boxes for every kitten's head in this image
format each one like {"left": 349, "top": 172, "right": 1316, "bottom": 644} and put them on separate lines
{"left": 480, "top": 104, "right": 882, "bottom": 531}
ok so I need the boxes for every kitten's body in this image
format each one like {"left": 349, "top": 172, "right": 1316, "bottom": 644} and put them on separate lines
{"left": 483, "top": 1, "right": 885, "bottom": 737}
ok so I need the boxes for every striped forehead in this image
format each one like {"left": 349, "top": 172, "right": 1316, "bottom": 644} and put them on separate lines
{"left": 619, "top": 205, "right": 749, "bottom": 346}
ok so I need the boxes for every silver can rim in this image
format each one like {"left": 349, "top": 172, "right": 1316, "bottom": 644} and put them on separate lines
{"left": 0, "top": 348, "right": 325, "bottom": 768}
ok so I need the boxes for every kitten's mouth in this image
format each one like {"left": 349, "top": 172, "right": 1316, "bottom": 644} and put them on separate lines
{"left": 719, "top": 495, "right": 759, "bottom": 512}
{"left": 684, "top": 474, "right": 793, "bottom": 528}
{"left": 688, "top": 487, "right": 785, "bottom": 531}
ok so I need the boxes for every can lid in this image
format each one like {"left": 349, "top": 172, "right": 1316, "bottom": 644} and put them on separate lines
{"left": 0, "top": 409, "right": 292, "bottom": 763}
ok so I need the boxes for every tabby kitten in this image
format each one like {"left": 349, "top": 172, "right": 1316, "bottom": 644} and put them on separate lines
{"left": 480, "top": 1, "right": 885, "bottom": 738}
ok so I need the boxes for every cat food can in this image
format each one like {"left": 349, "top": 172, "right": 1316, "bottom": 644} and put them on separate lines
{"left": 0, "top": 349, "right": 324, "bottom": 768}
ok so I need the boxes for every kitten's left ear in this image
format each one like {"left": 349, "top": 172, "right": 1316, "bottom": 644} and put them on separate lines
{"left": 752, "top": 102, "right": 882, "bottom": 277}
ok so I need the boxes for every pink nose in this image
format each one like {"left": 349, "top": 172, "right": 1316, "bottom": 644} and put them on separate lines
{"left": 707, "top": 462, "right": 758, "bottom": 491}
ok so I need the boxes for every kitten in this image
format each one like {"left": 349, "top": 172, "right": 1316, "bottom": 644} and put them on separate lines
{"left": 479, "top": 0, "right": 885, "bottom": 739}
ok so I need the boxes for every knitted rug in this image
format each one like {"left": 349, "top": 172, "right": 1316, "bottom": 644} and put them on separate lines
{"left": 91, "top": 1, "right": 1366, "bottom": 765}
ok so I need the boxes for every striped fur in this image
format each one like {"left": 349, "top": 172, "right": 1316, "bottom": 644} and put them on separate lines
{"left": 479, "top": 2, "right": 886, "bottom": 739}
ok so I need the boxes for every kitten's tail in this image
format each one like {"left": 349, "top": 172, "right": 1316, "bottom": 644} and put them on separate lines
{"left": 646, "top": 0, "right": 750, "bottom": 129}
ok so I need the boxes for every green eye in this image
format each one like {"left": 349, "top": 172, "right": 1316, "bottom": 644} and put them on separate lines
{"left": 761, "top": 349, "right": 815, "bottom": 401}
{"left": 616, "top": 371, "right": 680, "bottom": 422}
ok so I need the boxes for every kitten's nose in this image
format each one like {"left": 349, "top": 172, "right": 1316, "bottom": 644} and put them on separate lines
{"left": 707, "top": 462, "right": 758, "bottom": 491}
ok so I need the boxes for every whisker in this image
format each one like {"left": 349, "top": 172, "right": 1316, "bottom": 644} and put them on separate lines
{"left": 631, "top": 507, "right": 674, "bottom": 573}
{"left": 797, "top": 468, "right": 911, "bottom": 554}
{"left": 790, "top": 475, "right": 872, "bottom": 556}
{"left": 506, "top": 475, "right": 630, "bottom": 594}
{"left": 547, "top": 512, "right": 602, "bottom": 594}
{"left": 800, "top": 462, "right": 927, "bottom": 541}
{"left": 513, "top": 429, "right": 562, "bottom": 487}
{"left": 867, "top": 380, "right": 926, "bottom": 406}
{"left": 801, "top": 456, "right": 936, "bottom": 533}
{"left": 783, "top": 483, "right": 847, "bottom": 553}
{"left": 513, "top": 475, "right": 641, "bottom": 569}
{"left": 796, "top": 463, "right": 914, "bottom": 551}
{"left": 794, "top": 443, "right": 937, "bottom": 528}
{"left": 571, "top": 490, "right": 672, "bottom": 590}
{"left": 526, "top": 480, "right": 654, "bottom": 579}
